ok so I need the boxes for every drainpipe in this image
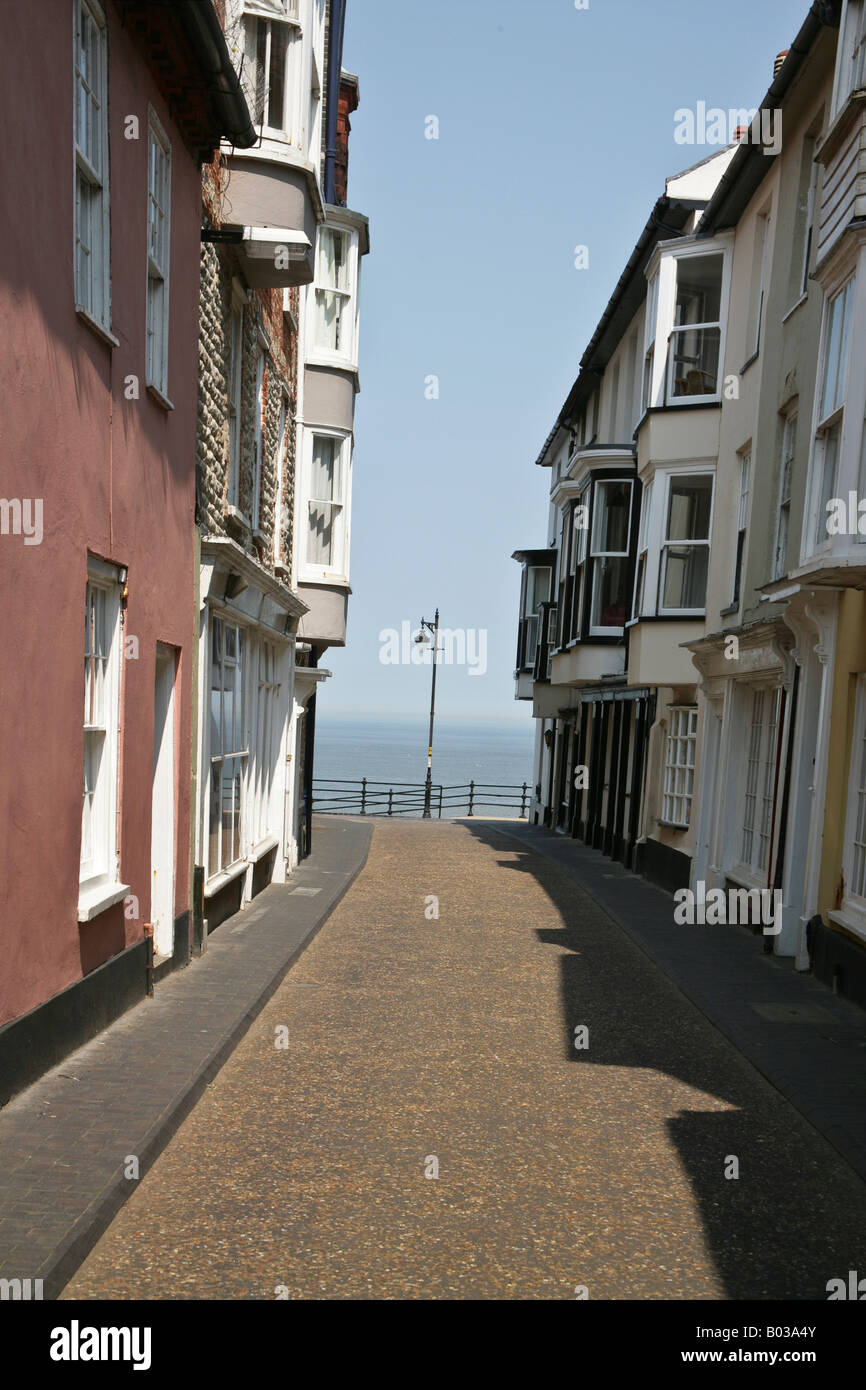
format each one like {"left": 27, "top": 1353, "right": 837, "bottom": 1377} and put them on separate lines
{"left": 324, "top": 0, "right": 348, "bottom": 205}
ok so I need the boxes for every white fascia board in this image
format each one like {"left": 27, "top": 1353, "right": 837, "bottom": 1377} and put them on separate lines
{"left": 242, "top": 227, "right": 311, "bottom": 258}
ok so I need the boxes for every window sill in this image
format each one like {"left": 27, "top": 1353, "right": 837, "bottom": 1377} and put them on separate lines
{"left": 827, "top": 908, "right": 866, "bottom": 945}
{"left": 724, "top": 865, "right": 766, "bottom": 892}
{"left": 146, "top": 381, "right": 174, "bottom": 411}
{"left": 298, "top": 569, "right": 349, "bottom": 587}
{"left": 305, "top": 350, "right": 358, "bottom": 374}
{"left": 655, "top": 819, "right": 690, "bottom": 832}
{"left": 78, "top": 880, "right": 131, "bottom": 923}
{"left": 782, "top": 292, "right": 809, "bottom": 324}
{"left": 204, "top": 858, "right": 248, "bottom": 899}
{"left": 76, "top": 305, "right": 120, "bottom": 349}
{"left": 248, "top": 834, "right": 279, "bottom": 864}
{"left": 225, "top": 505, "right": 252, "bottom": 535}
{"left": 719, "top": 602, "right": 739, "bottom": 617}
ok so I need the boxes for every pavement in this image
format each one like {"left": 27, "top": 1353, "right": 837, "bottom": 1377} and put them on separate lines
{"left": 0, "top": 817, "right": 372, "bottom": 1299}
{"left": 49, "top": 818, "right": 866, "bottom": 1301}
{"left": 493, "top": 821, "right": 866, "bottom": 1184}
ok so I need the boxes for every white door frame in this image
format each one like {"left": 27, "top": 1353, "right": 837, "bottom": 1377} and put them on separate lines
{"left": 151, "top": 645, "right": 177, "bottom": 959}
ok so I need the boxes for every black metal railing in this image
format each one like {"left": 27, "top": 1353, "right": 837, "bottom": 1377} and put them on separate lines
{"left": 313, "top": 778, "right": 530, "bottom": 819}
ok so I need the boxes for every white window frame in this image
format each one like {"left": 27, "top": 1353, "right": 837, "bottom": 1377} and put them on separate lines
{"left": 832, "top": 0, "right": 866, "bottom": 119}
{"left": 732, "top": 447, "right": 751, "bottom": 605}
{"left": 73, "top": 0, "right": 111, "bottom": 332}
{"left": 145, "top": 107, "right": 171, "bottom": 399}
{"left": 309, "top": 224, "right": 359, "bottom": 369}
{"left": 302, "top": 428, "right": 351, "bottom": 582}
{"left": 227, "top": 285, "right": 246, "bottom": 509}
{"left": 645, "top": 241, "right": 731, "bottom": 409}
{"left": 250, "top": 637, "right": 282, "bottom": 851}
{"left": 208, "top": 616, "right": 249, "bottom": 880}
{"left": 661, "top": 706, "right": 697, "bottom": 828}
{"left": 273, "top": 391, "right": 289, "bottom": 566}
{"left": 80, "top": 560, "right": 123, "bottom": 914}
{"left": 737, "top": 685, "right": 782, "bottom": 883}
{"left": 588, "top": 477, "right": 632, "bottom": 637}
{"left": 657, "top": 468, "right": 714, "bottom": 617}
{"left": 804, "top": 273, "right": 856, "bottom": 557}
{"left": 747, "top": 212, "right": 771, "bottom": 361}
{"left": 243, "top": 3, "right": 302, "bottom": 144}
{"left": 251, "top": 339, "right": 267, "bottom": 533}
{"left": 632, "top": 479, "right": 652, "bottom": 619}
{"left": 642, "top": 273, "right": 658, "bottom": 411}
{"left": 773, "top": 410, "right": 797, "bottom": 580}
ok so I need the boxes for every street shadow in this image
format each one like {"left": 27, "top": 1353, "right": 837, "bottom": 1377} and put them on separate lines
{"left": 460, "top": 819, "right": 865, "bottom": 1301}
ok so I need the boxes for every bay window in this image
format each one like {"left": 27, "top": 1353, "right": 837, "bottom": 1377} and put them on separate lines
{"left": 588, "top": 479, "right": 631, "bottom": 635}
{"left": 632, "top": 480, "right": 652, "bottom": 619}
{"left": 244, "top": 1, "right": 300, "bottom": 140}
{"left": 660, "top": 474, "right": 713, "bottom": 613}
{"left": 667, "top": 252, "right": 723, "bottom": 401}
{"left": 74, "top": 0, "right": 110, "bottom": 330}
{"left": 306, "top": 432, "right": 350, "bottom": 578}
{"left": 643, "top": 275, "right": 658, "bottom": 410}
{"left": 732, "top": 449, "right": 751, "bottom": 605}
{"left": 833, "top": 0, "right": 866, "bottom": 117}
{"left": 809, "top": 276, "right": 854, "bottom": 552}
{"left": 314, "top": 228, "right": 353, "bottom": 358}
{"left": 81, "top": 564, "right": 122, "bottom": 906}
{"left": 773, "top": 412, "right": 797, "bottom": 579}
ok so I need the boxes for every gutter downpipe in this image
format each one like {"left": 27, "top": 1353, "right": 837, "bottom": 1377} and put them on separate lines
{"left": 324, "top": 0, "right": 348, "bottom": 205}
{"left": 175, "top": 0, "right": 258, "bottom": 150}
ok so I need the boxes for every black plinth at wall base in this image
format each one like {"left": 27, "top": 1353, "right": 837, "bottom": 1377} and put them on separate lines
{"left": 807, "top": 915, "right": 866, "bottom": 1010}
{"left": 0, "top": 939, "right": 148, "bottom": 1107}
{"left": 635, "top": 837, "right": 692, "bottom": 894}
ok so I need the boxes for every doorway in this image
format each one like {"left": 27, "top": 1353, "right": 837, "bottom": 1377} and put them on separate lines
{"left": 151, "top": 645, "right": 177, "bottom": 959}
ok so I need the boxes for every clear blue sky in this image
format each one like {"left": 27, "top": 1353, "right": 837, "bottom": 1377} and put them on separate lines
{"left": 324, "top": 0, "right": 809, "bottom": 724}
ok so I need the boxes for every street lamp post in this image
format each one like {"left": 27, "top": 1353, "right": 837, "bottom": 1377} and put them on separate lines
{"left": 415, "top": 609, "right": 440, "bottom": 819}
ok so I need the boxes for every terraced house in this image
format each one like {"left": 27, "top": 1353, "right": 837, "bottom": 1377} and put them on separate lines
{"left": 515, "top": 0, "right": 866, "bottom": 1008}
{"left": 0, "top": 0, "right": 256, "bottom": 1102}
{"left": 195, "top": 0, "right": 367, "bottom": 932}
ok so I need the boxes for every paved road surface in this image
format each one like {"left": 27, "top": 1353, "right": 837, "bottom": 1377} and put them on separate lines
{"left": 63, "top": 820, "right": 866, "bottom": 1300}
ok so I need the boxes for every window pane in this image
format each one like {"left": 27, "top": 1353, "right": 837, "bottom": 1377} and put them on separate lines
{"left": 311, "top": 436, "right": 338, "bottom": 499}
{"left": 209, "top": 763, "right": 222, "bottom": 876}
{"left": 591, "top": 556, "right": 628, "bottom": 629}
{"left": 675, "top": 253, "right": 722, "bottom": 324}
{"left": 667, "top": 477, "right": 712, "bottom": 541}
{"left": 592, "top": 479, "right": 631, "bottom": 554}
{"left": 816, "top": 421, "right": 841, "bottom": 545}
{"left": 308, "top": 501, "right": 338, "bottom": 565}
{"left": 662, "top": 545, "right": 708, "bottom": 609}
{"left": 268, "top": 22, "right": 287, "bottom": 128}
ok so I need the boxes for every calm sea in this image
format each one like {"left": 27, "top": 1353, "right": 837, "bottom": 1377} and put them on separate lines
{"left": 313, "top": 713, "right": 536, "bottom": 819}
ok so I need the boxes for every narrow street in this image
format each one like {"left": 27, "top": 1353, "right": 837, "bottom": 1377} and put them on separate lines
{"left": 62, "top": 819, "right": 866, "bottom": 1301}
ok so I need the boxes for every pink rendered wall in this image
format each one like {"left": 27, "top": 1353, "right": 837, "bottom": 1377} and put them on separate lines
{"left": 0, "top": 1, "right": 200, "bottom": 1023}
